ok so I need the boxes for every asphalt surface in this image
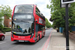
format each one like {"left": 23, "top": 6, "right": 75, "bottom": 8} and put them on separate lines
{"left": 0, "top": 28, "right": 52, "bottom": 50}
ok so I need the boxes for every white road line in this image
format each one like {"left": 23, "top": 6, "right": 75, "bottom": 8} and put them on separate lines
{"left": 0, "top": 42, "right": 6, "bottom": 45}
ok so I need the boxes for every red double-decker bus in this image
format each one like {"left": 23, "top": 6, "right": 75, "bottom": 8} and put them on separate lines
{"left": 11, "top": 4, "right": 45, "bottom": 43}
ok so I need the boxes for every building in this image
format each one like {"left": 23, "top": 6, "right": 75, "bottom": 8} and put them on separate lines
{"left": 4, "top": 16, "right": 11, "bottom": 28}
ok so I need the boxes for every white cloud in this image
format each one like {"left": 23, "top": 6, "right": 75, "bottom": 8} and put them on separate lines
{"left": 0, "top": 0, "right": 53, "bottom": 24}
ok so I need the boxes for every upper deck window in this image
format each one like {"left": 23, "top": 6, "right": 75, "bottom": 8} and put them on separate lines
{"left": 14, "top": 5, "right": 33, "bottom": 13}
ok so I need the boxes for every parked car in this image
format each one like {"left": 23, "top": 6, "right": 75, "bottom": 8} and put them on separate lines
{"left": 0, "top": 33, "right": 5, "bottom": 41}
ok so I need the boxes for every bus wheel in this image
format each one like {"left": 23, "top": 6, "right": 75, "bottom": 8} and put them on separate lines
{"left": 43, "top": 33, "right": 45, "bottom": 37}
{"left": 37, "top": 35, "right": 40, "bottom": 42}
{"left": 35, "top": 37, "right": 37, "bottom": 43}
{"left": 38, "top": 35, "right": 40, "bottom": 40}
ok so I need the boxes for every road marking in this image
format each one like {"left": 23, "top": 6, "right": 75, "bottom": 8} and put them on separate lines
{"left": 46, "top": 44, "right": 50, "bottom": 50}
{"left": 42, "top": 29, "right": 52, "bottom": 50}
{"left": 0, "top": 42, "right": 6, "bottom": 45}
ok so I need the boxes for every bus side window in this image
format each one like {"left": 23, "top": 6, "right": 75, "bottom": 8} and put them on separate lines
{"left": 36, "top": 7, "right": 40, "bottom": 16}
{"left": 38, "top": 25, "right": 44, "bottom": 31}
{"left": 36, "top": 24, "right": 39, "bottom": 32}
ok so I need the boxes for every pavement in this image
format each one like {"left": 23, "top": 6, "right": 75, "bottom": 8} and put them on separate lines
{"left": 4, "top": 32, "right": 11, "bottom": 36}
{"left": 48, "top": 29, "right": 75, "bottom": 50}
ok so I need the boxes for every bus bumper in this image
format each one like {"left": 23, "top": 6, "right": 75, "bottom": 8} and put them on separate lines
{"left": 11, "top": 37, "right": 35, "bottom": 43}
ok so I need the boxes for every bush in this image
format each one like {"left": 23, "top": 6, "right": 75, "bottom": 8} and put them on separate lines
{"left": 0, "top": 25, "right": 3, "bottom": 30}
{"left": 1, "top": 27, "right": 11, "bottom": 33}
{"left": 0, "top": 25, "right": 4, "bottom": 33}
{"left": 3, "top": 27, "right": 11, "bottom": 32}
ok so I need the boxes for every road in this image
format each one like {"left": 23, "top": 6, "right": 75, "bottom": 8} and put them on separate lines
{"left": 0, "top": 28, "right": 52, "bottom": 50}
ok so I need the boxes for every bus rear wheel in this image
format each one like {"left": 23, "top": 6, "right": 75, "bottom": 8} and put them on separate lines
{"left": 37, "top": 35, "right": 40, "bottom": 42}
{"left": 43, "top": 33, "right": 45, "bottom": 37}
{"left": 38, "top": 35, "right": 40, "bottom": 40}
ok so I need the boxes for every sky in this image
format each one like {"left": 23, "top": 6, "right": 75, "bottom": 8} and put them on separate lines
{"left": 0, "top": 0, "right": 53, "bottom": 24}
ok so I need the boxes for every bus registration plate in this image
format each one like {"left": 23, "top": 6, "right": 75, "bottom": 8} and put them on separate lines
{"left": 19, "top": 40, "right": 24, "bottom": 42}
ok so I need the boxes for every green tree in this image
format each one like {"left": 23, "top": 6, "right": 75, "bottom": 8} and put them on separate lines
{"left": 0, "top": 12, "right": 4, "bottom": 31}
{"left": 0, "top": 5, "right": 12, "bottom": 33}
{"left": 0, "top": 13, "right": 3, "bottom": 25}
{"left": 45, "top": 18, "right": 51, "bottom": 28}
{"left": 0, "top": 5, "right": 12, "bottom": 19}
{"left": 47, "top": 0, "right": 75, "bottom": 29}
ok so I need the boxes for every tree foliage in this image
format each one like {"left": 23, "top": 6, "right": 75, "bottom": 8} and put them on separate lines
{"left": 0, "top": 12, "right": 3, "bottom": 25}
{"left": 0, "top": 5, "right": 12, "bottom": 19}
{"left": 45, "top": 18, "right": 51, "bottom": 28}
{"left": 47, "top": 0, "right": 75, "bottom": 28}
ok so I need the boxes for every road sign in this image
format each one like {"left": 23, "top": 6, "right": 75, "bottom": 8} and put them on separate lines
{"left": 61, "top": 0, "right": 75, "bottom": 4}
